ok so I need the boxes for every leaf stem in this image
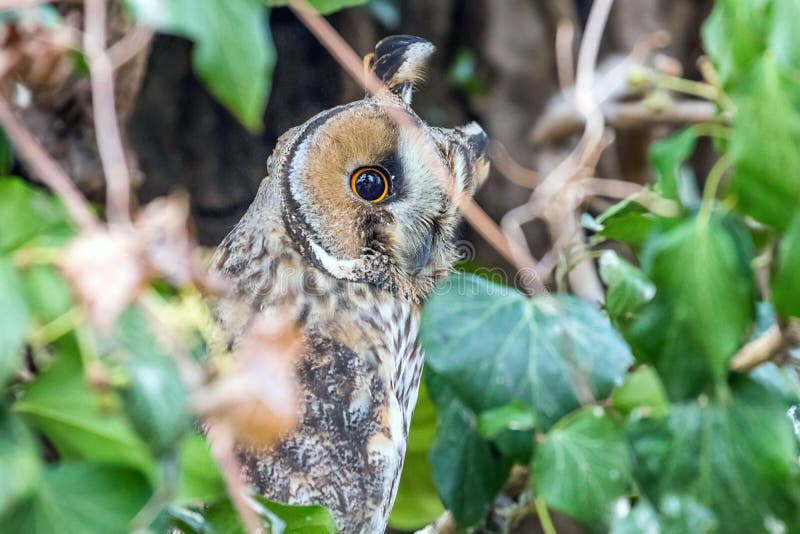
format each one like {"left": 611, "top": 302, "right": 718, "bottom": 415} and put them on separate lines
{"left": 697, "top": 155, "right": 731, "bottom": 225}
{"left": 29, "top": 307, "right": 82, "bottom": 345}
{"left": 534, "top": 496, "right": 558, "bottom": 534}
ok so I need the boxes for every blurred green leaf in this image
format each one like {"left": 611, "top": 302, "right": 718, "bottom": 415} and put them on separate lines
{"left": 14, "top": 351, "right": 155, "bottom": 480}
{"left": 610, "top": 499, "right": 659, "bottom": 534}
{"left": 610, "top": 366, "right": 668, "bottom": 417}
{"left": 599, "top": 251, "right": 656, "bottom": 321}
{"left": 0, "top": 178, "right": 70, "bottom": 253}
{"left": 1, "top": 462, "right": 150, "bottom": 534}
{"left": 728, "top": 56, "right": 800, "bottom": 230}
{"left": 611, "top": 496, "right": 718, "bottom": 534}
{"left": 772, "top": 216, "right": 800, "bottom": 318}
{"left": 21, "top": 265, "right": 72, "bottom": 325}
{"left": 629, "top": 378, "right": 800, "bottom": 532}
{"left": 176, "top": 434, "right": 225, "bottom": 505}
{"left": 266, "top": 0, "right": 369, "bottom": 14}
{"left": 127, "top": 0, "right": 275, "bottom": 132}
{"left": 421, "top": 273, "right": 633, "bottom": 428}
{"left": 650, "top": 128, "right": 697, "bottom": 205}
{"left": 0, "top": 257, "right": 30, "bottom": 385}
{"left": 253, "top": 496, "right": 338, "bottom": 533}
{"left": 533, "top": 407, "right": 631, "bottom": 524}
{"left": 426, "top": 369, "right": 511, "bottom": 527}
{"left": 701, "top": 0, "right": 770, "bottom": 86}
{"left": 750, "top": 362, "right": 800, "bottom": 406}
{"left": 121, "top": 354, "right": 189, "bottom": 455}
{"left": 594, "top": 199, "right": 655, "bottom": 248}
{"left": 389, "top": 378, "right": 444, "bottom": 531}
{"left": 112, "top": 309, "right": 190, "bottom": 454}
{"left": 477, "top": 402, "right": 535, "bottom": 439}
{"left": 631, "top": 216, "right": 754, "bottom": 390}
{"left": 769, "top": 0, "right": 800, "bottom": 71}
{"left": 0, "top": 407, "right": 41, "bottom": 516}
{"left": 205, "top": 495, "right": 338, "bottom": 534}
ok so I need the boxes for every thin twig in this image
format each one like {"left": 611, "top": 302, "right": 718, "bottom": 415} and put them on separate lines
{"left": 490, "top": 141, "right": 541, "bottom": 189}
{"left": 0, "top": 0, "right": 55, "bottom": 8}
{"left": 206, "top": 421, "right": 263, "bottom": 534}
{"left": 107, "top": 25, "right": 154, "bottom": 70}
{"left": 84, "top": 0, "right": 132, "bottom": 225}
{"left": 0, "top": 96, "right": 97, "bottom": 228}
{"left": 555, "top": 18, "right": 575, "bottom": 91}
{"left": 730, "top": 324, "right": 785, "bottom": 372}
{"left": 533, "top": 98, "right": 724, "bottom": 144}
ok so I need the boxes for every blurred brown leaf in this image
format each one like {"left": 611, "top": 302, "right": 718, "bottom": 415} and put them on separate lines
{"left": 193, "top": 311, "right": 303, "bottom": 449}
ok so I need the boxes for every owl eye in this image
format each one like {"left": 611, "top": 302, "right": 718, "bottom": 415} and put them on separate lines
{"left": 350, "top": 166, "right": 390, "bottom": 203}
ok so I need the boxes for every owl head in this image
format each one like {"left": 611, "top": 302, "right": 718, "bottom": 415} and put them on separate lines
{"left": 267, "top": 35, "right": 490, "bottom": 302}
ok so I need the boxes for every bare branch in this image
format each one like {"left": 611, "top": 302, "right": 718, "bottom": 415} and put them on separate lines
{"left": 107, "top": 25, "right": 153, "bottom": 70}
{"left": 533, "top": 98, "right": 724, "bottom": 145}
{"left": 0, "top": 0, "right": 56, "bottom": 8}
{"left": 729, "top": 324, "right": 794, "bottom": 372}
{"left": 555, "top": 18, "right": 575, "bottom": 91}
{"left": 0, "top": 96, "right": 97, "bottom": 228}
{"left": 206, "top": 421, "right": 263, "bottom": 534}
{"left": 84, "top": 0, "right": 132, "bottom": 225}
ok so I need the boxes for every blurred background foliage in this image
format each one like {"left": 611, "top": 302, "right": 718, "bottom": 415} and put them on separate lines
{"left": 2, "top": 0, "right": 800, "bottom": 533}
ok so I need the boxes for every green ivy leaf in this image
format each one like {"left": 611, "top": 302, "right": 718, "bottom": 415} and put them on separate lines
{"left": 649, "top": 128, "right": 697, "bottom": 206}
{"left": 0, "top": 257, "right": 30, "bottom": 385}
{"left": 633, "top": 216, "right": 754, "bottom": 388}
{"left": 610, "top": 366, "right": 668, "bottom": 417}
{"left": 533, "top": 407, "right": 632, "bottom": 524}
{"left": 1, "top": 462, "right": 151, "bottom": 534}
{"left": 771, "top": 215, "right": 800, "bottom": 318}
{"left": 599, "top": 251, "right": 656, "bottom": 322}
{"left": 204, "top": 495, "right": 338, "bottom": 534}
{"left": 14, "top": 351, "right": 155, "bottom": 481}
{"left": 389, "top": 378, "right": 444, "bottom": 531}
{"left": 628, "top": 378, "right": 800, "bottom": 532}
{"left": 421, "top": 273, "right": 633, "bottom": 428}
{"left": 426, "top": 369, "right": 511, "bottom": 526}
{"left": 728, "top": 56, "right": 800, "bottom": 230}
{"left": 0, "top": 408, "right": 41, "bottom": 516}
{"left": 0, "top": 178, "right": 71, "bottom": 253}
{"left": 265, "top": 0, "right": 369, "bottom": 14}
{"left": 127, "top": 0, "right": 275, "bottom": 132}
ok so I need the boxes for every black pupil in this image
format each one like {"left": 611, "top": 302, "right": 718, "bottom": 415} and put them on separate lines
{"left": 355, "top": 169, "right": 387, "bottom": 201}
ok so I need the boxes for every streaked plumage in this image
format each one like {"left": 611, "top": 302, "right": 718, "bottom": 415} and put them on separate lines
{"left": 213, "top": 35, "right": 489, "bottom": 533}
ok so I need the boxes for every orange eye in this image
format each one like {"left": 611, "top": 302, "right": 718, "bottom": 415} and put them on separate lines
{"left": 350, "top": 166, "right": 390, "bottom": 203}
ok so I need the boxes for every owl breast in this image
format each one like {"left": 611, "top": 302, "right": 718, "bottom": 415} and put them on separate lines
{"left": 217, "top": 213, "right": 426, "bottom": 533}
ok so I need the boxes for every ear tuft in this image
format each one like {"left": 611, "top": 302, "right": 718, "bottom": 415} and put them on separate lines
{"left": 365, "top": 35, "right": 435, "bottom": 104}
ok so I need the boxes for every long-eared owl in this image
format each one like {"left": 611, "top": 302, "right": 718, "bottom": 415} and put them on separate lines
{"left": 213, "top": 35, "right": 490, "bottom": 533}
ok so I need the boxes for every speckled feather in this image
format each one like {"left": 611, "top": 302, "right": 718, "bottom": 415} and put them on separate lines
{"left": 212, "top": 35, "right": 489, "bottom": 533}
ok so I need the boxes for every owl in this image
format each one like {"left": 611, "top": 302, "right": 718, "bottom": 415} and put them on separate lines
{"left": 212, "top": 35, "right": 489, "bottom": 533}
